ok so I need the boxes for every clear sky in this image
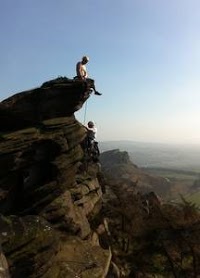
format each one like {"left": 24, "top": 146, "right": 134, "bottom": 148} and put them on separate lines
{"left": 1, "top": 0, "right": 200, "bottom": 144}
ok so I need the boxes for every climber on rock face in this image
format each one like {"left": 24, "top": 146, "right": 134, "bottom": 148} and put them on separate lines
{"left": 84, "top": 121, "right": 100, "bottom": 160}
{"left": 74, "top": 56, "right": 102, "bottom": 96}
{"left": 86, "top": 121, "right": 97, "bottom": 143}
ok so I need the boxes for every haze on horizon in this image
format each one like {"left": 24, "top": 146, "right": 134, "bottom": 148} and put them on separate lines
{"left": 1, "top": 0, "right": 200, "bottom": 145}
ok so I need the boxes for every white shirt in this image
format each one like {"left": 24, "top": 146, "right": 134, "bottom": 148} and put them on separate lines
{"left": 87, "top": 126, "right": 97, "bottom": 140}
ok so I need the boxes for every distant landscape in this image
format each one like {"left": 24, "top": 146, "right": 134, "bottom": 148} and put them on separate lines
{"left": 100, "top": 141, "right": 200, "bottom": 204}
{"left": 100, "top": 140, "right": 200, "bottom": 171}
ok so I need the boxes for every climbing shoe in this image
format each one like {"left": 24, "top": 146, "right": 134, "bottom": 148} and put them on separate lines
{"left": 94, "top": 91, "right": 102, "bottom": 95}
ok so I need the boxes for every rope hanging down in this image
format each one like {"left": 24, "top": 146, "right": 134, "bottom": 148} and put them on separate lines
{"left": 83, "top": 99, "right": 88, "bottom": 125}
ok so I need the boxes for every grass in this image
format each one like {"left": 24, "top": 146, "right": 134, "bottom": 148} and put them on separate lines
{"left": 184, "top": 191, "right": 200, "bottom": 206}
{"left": 142, "top": 167, "right": 199, "bottom": 181}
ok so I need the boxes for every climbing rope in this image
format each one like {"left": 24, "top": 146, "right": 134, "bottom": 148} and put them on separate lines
{"left": 83, "top": 99, "right": 88, "bottom": 125}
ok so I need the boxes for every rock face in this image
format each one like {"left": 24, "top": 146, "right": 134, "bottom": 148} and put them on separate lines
{"left": 0, "top": 243, "right": 10, "bottom": 278}
{"left": 0, "top": 77, "right": 93, "bottom": 132}
{"left": 100, "top": 149, "right": 171, "bottom": 198}
{"left": 0, "top": 78, "right": 111, "bottom": 277}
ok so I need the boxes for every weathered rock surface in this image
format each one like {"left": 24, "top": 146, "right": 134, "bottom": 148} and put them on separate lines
{"left": 0, "top": 78, "right": 111, "bottom": 277}
{"left": 0, "top": 77, "right": 93, "bottom": 132}
{"left": 0, "top": 244, "right": 10, "bottom": 278}
{"left": 100, "top": 149, "right": 171, "bottom": 197}
{"left": 0, "top": 215, "right": 58, "bottom": 277}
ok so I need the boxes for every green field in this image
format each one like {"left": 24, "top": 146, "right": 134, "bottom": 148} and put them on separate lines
{"left": 141, "top": 167, "right": 200, "bottom": 201}
{"left": 141, "top": 167, "right": 199, "bottom": 181}
{"left": 183, "top": 191, "right": 200, "bottom": 206}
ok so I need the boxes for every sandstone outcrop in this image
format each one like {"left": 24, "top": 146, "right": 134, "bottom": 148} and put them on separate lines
{"left": 0, "top": 78, "right": 111, "bottom": 277}
{"left": 0, "top": 77, "right": 93, "bottom": 132}
{"left": 100, "top": 149, "right": 171, "bottom": 198}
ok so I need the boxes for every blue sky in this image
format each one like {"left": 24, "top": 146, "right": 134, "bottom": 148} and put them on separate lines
{"left": 1, "top": 0, "right": 200, "bottom": 144}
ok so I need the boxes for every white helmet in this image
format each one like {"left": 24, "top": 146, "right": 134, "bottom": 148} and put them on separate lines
{"left": 88, "top": 121, "right": 94, "bottom": 127}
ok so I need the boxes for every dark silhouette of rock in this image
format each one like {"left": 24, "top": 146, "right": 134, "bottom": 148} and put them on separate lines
{"left": 0, "top": 78, "right": 111, "bottom": 277}
{"left": 100, "top": 149, "right": 136, "bottom": 167}
{"left": 0, "top": 77, "right": 93, "bottom": 132}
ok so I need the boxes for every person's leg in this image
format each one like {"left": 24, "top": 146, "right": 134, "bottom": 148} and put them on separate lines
{"left": 86, "top": 78, "right": 102, "bottom": 95}
{"left": 94, "top": 142, "right": 100, "bottom": 156}
{"left": 94, "top": 90, "right": 102, "bottom": 96}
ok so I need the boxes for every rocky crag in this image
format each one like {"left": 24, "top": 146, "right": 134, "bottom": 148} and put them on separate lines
{"left": 0, "top": 78, "right": 111, "bottom": 278}
{"left": 100, "top": 149, "right": 171, "bottom": 198}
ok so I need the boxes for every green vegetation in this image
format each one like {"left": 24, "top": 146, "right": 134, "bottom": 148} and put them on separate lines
{"left": 141, "top": 167, "right": 199, "bottom": 181}
{"left": 183, "top": 191, "right": 200, "bottom": 206}
{"left": 104, "top": 183, "right": 200, "bottom": 277}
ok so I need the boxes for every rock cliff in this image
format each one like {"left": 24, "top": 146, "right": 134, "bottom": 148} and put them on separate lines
{"left": 0, "top": 78, "right": 111, "bottom": 277}
{"left": 100, "top": 149, "right": 171, "bottom": 198}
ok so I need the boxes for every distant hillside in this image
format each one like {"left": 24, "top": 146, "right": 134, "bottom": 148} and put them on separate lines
{"left": 100, "top": 149, "right": 172, "bottom": 198}
{"left": 99, "top": 140, "right": 200, "bottom": 171}
{"left": 100, "top": 149, "right": 200, "bottom": 200}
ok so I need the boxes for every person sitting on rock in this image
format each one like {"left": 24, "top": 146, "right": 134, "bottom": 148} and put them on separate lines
{"left": 75, "top": 56, "right": 102, "bottom": 96}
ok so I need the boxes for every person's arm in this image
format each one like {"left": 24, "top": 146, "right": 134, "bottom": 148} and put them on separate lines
{"left": 84, "top": 67, "right": 88, "bottom": 78}
{"left": 88, "top": 127, "right": 97, "bottom": 139}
